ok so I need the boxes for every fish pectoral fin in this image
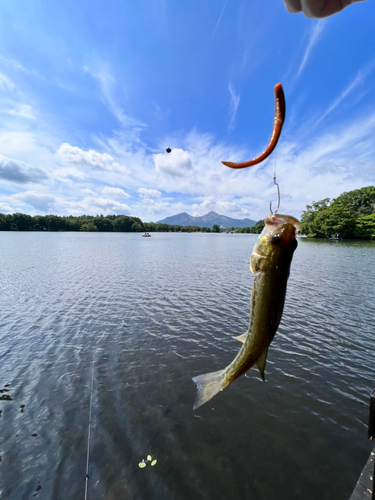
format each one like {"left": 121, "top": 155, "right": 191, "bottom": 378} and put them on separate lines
{"left": 233, "top": 332, "right": 248, "bottom": 343}
{"left": 256, "top": 346, "right": 269, "bottom": 381}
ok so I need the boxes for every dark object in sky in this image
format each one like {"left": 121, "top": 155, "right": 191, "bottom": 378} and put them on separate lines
{"left": 166, "top": 147, "right": 172, "bottom": 153}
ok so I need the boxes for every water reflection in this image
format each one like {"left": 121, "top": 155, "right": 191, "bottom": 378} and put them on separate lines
{"left": 0, "top": 232, "right": 374, "bottom": 499}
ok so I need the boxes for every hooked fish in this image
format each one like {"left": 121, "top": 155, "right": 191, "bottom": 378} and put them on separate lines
{"left": 192, "top": 212, "right": 300, "bottom": 410}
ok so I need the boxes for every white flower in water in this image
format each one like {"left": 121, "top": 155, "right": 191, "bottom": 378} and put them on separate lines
{"left": 147, "top": 455, "right": 152, "bottom": 461}
{"left": 138, "top": 460, "right": 146, "bottom": 468}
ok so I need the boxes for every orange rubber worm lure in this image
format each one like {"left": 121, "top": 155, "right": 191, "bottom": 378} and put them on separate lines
{"left": 222, "top": 83, "right": 285, "bottom": 169}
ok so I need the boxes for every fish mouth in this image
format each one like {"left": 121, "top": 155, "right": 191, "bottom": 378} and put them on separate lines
{"left": 262, "top": 213, "right": 300, "bottom": 240}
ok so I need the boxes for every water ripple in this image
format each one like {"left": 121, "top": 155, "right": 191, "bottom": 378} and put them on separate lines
{"left": 0, "top": 232, "right": 374, "bottom": 499}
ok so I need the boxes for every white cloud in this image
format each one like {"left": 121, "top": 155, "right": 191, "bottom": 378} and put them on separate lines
{"left": 0, "top": 55, "right": 34, "bottom": 74}
{"left": 57, "top": 143, "right": 127, "bottom": 172}
{"left": 143, "top": 110, "right": 375, "bottom": 221}
{"left": 216, "top": 201, "right": 251, "bottom": 216}
{"left": 296, "top": 20, "right": 326, "bottom": 80}
{"left": 5, "top": 104, "right": 36, "bottom": 120}
{"left": 146, "top": 130, "right": 248, "bottom": 200}
{"left": 228, "top": 82, "right": 240, "bottom": 132}
{"left": 13, "top": 191, "right": 57, "bottom": 213}
{"left": 316, "top": 61, "right": 375, "bottom": 125}
{"left": 0, "top": 132, "right": 56, "bottom": 166}
{"left": 102, "top": 186, "right": 131, "bottom": 198}
{"left": 253, "top": 112, "right": 375, "bottom": 220}
{"left": 0, "top": 85, "right": 373, "bottom": 224}
{"left": 0, "top": 154, "right": 49, "bottom": 184}
{"left": 138, "top": 187, "right": 161, "bottom": 198}
{"left": 199, "top": 200, "right": 213, "bottom": 209}
{"left": 153, "top": 148, "right": 193, "bottom": 177}
{"left": 139, "top": 197, "right": 176, "bottom": 215}
{"left": 54, "top": 166, "right": 88, "bottom": 181}
{"left": 83, "top": 66, "right": 146, "bottom": 132}
{"left": 64, "top": 196, "right": 132, "bottom": 215}
{"left": 0, "top": 202, "right": 14, "bottom": 213}
{"left": 0, "top": 71, "right": 15, "bottom": 91}
{"left": 210, "top": 0, "right": 228, "bottom": 44}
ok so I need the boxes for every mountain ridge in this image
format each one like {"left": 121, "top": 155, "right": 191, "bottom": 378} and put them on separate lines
{"left": 156, "top": 210, "right": 256, "bottom": 228}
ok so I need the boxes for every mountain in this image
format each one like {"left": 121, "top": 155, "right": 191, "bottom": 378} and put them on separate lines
{"left": 156, "top": 211, "right": 256, "bottom": 229}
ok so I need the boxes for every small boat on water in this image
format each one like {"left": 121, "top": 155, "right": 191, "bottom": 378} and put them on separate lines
{"left": 328, "top": 238, "right": 342, "bottom": 241}
{"left": 142, "top": 232, "right": 151, "bottom": 237}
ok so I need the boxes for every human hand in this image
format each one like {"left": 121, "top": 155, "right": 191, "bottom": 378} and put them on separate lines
{"left": 283, "top": 0, "right": 366, "bottom": 18}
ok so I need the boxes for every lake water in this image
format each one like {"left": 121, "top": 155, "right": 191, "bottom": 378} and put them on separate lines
{"left": 0, "top": 231, "right": 374, "bottom": 500}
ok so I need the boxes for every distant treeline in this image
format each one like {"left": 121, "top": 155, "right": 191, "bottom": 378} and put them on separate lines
{"left": 231, "top": 220, "right": 265, "bottom": 234}
{"left": 301, "top": 186, "right": 375, "bottom": 239}
{"left": 3, "top": 185, "right": 374, "bottom": 238}
{"left": 0, "top": 213, "right": 264, "bottom": 234}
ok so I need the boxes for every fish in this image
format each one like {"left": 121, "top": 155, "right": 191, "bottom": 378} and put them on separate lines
{"left": 192, "top": 212, "right": 300, "bottom": 410}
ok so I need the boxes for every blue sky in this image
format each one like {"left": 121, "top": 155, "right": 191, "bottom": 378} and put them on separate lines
{"left": 0, "top": 0, "right": 374, "bottom": 222}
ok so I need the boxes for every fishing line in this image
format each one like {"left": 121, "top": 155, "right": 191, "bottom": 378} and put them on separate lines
{"left": 83, "top": 321, "right": 128, "bottom": 499}
{"left": 137, "top": 149, "right": 169, "bottom": 223}
{"left": 84, "top": 348, "right": 96, "bottom": 500}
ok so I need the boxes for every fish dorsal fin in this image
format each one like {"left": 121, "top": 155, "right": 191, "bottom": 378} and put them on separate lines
{"left": 233, "top": 332, "right": 248, "bottom": 343}
{"left": 256, "top": 346, "right": 269, "bottom": 381}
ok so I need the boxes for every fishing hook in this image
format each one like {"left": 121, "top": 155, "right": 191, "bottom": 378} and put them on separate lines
{"left": 222, "top": 83, "right": 285, "bottom": 169}
{"left": 270, "top": 174, "right": 280, "bottom": 214}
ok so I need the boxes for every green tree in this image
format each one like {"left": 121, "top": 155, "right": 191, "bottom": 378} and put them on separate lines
{"left": 0, "top": 213, "right": 9, "bottom": 230}
{"left": 32, "top": 216, "right": 48, "bottom": 231}
{"left": 93, "top": 217, "right": 113, "bottom": 231}
{"left": 10, "top": 213, "right": 33, "bottom": 231}
{"left": 331, "top": 186, "right": 375, "bottom": 217}
{"left": 131, "top": 216, "right": 144, "bottom": 229}
{"left": 45, "top": 215, "right": 66, "bottom": 231}
{"left": 212, "top": 224, "right": 220, "bottom": 233}
{"left": 354, "top": 214, "right": 375, "bottom": 239}
{"left": 65, "top": 217, "right": 81, "bottom": 231}
{"left": 80, "top": 222, "right": 98, "bottom": 232}
{"left": 132, "top": 222, "right": 143, "bottom": 232}
{"left": 300, "top": 187, "right": 375, "bottom": 239}
{"left": 155, "top": 223, "right": 170, "bottom": 232}
{"left": 300, "top": 199, "right": 330, "bottom": 236}
{"left": 144, "top": 222, "right": 156, "bottom": 232}
{"left": 250, "top": 220, "right": 265, "bottom": 234}
{"left": 322, "top": 206, "right": 356, "bottom": 238}
{"left": 113, "top": 216, "right": 133, "bottom": 232}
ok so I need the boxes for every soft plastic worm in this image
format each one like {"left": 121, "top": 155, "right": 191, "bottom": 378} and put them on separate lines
{"left": 222, "top": 83, "right": 285, "bottom": 169}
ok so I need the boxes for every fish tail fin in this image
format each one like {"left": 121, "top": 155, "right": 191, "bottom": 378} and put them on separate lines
{"left": 192, "top": 369, "right": 227, "bottom": 410}
{"left": 233, "top": 332, "right": 248, "bottom": 343}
